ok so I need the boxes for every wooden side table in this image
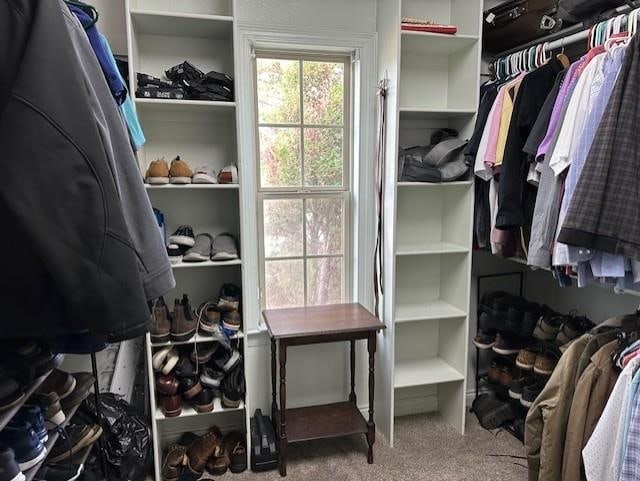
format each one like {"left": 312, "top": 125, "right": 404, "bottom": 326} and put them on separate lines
{"left": 262, "top": 303, "right": 385, "bottom": 477}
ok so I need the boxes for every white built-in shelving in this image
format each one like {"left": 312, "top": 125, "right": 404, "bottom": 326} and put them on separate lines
{"left": 376, "top": 0, "right": 481, "bottom": 444}
{"left": 126, "top": 0, "right": 247, "bottom": 478}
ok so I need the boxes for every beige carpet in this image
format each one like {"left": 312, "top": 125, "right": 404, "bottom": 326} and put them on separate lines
{"left": 219, "top": 413, "right": 526, "bottom": 481}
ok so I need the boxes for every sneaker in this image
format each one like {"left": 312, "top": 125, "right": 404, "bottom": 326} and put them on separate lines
{"left": 60, "top": 373, "right": 95, "bottom": 411}
{"left": 222, "top": 311, "right": 241, "bottom": 333}
{"left": 217, "top": 165, "right": 238, "bottom": 184}
{"left": 0, "top": 421, "right": 46, "bottom": 471}
{"left": 521, "top": 380, "right": 545, "bottom": 408}
{"left": 34, "top": 464, "right": 83, "bottom": 481}
{"left": 473, "top": 329, "right": 497, "bottom": 349}
{"left": 169, "top": 226, "right": 195, "bottom": 248}
{"left": 31, "top": 392, "right": 65, "bottom": 430}
{"left": 492, "top": 333, "right": 527, "bottom": 355}
{"left": 151, "top": 297, "right": 172, "bottom": 343}
{"left": 38, "top": 370, "right": 76, "bottom": 400}
{"left": 145, "top": 158, "right": 170, "bottom": 185}
{"left": 508, "top": 375, "right": 536, "bottom": 400}
{"left": 192, "top": 166, "right": 217, "bottom": 184}
{"left": 471, "top": 394, "right": 516, "bottom": 430}
{"left": 0, "top": 446, "right": 25, "bottom": 481}
{"left": 212, "top": 348, "right": 242, "bottom": 373}
{"left": 520, "top": 303, "right": 542, "bottom": 337}
{"left": 222, "top": 365, "right": 245, "bottom": 409}
{"left": 191, "top": 344, "right": 221, "bottom": 365}
{"left": 152, "top": 346, "right": 179, "bottom": 375}
{"left": 0, "top": 378, "right": 24, "bottom": 412}
{"left": 48, "top": 424, "right": 103, "bottom": 463}
{"left": 487, "top": 357, "right": 512, "bottom": 384}
{"left": 167, "top": 244, "right": 185, "bottom": 265}
{"left": 200, "top": 365, "right": 225, "bottom": 390}
{"left": 171, "top": 295, "right": 197, "bottom": 342}
{"left": 196, "top": 302, "right": 221, "bottom": 333}
{"left": 218, "top": 284, "right": 241, "bottom": 312}
{"left": 13, "top": 406, "right": 47, "bottom": 444}
{"left": 498, "top": 364, "right": 513, "bottom": 388}
{"left": 534, "top": 350, "right": 560, "bottom": 376}
{"left": 169, "top": 156, "right": 193, "bottom": 184}
{"left": 476, "top": 376, "right": 498, "bottom": 397}
{"left": 192, "top": 388, "right": 215, "bottom": 413}
{"left": 515, "top": 346, "right": 540, "bottom": 370}
{"left": 211, "top": 233, "right": 239, "bottom": 261}
{"left": 183, "top": 234, "right": 213, "bottom": 262}
{"left": 179, "top": 377, "right": 203, "bottom": 401}
{"left": 533, "top": 314, "right": 563, "bottom": 341}
{"left": 556, "top": 314, "right": 594, "bottom": 345}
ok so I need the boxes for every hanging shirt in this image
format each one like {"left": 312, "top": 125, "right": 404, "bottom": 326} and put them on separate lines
{"left": 465, "top": 85, "right": 498, "bottom": 160}
{"left": 524, "top": 70, "right": 566, "bottom": 158}
{"left": 619, "top": 385, "right": 640, "bottom": 481}
{"left": 492, "top": 77, "right": 524, "bottom": 169}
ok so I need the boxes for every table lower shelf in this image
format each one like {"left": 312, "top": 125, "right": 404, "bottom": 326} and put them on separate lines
{"left": 275, "top": 402, "right": 368, "bottom": 443}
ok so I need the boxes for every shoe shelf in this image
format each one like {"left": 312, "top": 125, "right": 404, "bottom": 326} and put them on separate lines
{"left": 128, "top": 0, "right": 232, "bottom": 17}
{"left": 150, "top": 330, "right": 244, "bottom": 347}
{"left": 395, "top": 300, "right": 466, "bottom": 324}
{"left": 23, "top": 402, "right": 83, "bottom": 481}
{"left": 155, "top": 398, "right": 245, "bottom": 421}
{"left": 130, "top": 9, "right": 233, "bottom": 40}
{"left": 145, "top": 184, "right": 239, "bottom": 190}
{"left": 401, "top": 31, "right": 479, "bottom": 54}
{"left": 398, "top": 108, "right": 477, "bottom": 120}
{"left": 171, "top": 259, "right": 242, "bottom": 269}
{"left": 134, "top": 98, "right": 236, "bottom": 113}
{"left": 394, "top": 358, "right": 464, "bottom": 388}
{"left": 396, "top": 241, "right": 468, "bottom": 256}
{"left": 0, "top": 370, "right": 53, "bottom": 432}
{"left": 396, "top": 180, "right": 473, "bottom": 187}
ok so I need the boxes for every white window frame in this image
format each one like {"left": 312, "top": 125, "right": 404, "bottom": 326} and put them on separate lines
{"left": 254, "top": 50, "right": 353, "bottom": 310}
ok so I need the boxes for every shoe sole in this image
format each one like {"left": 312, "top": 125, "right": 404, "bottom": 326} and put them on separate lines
{"left": 472, "top": 340, "right": 494, "bottom": 349}
{"left": 163, "top": 408, "right": 182, "bottom": 418}
{"left": 170, "top": 177, "right": 192, "bottom": 184}
{"left": 161, "top": 352, "right": 180, "bottom": 375}
{"left": 152, "top": 347, "right": 173, "bottom": 371}
{"left": 533, "top": 367, "right": 554, "bottom": 376}
{"left": 515, "top": 361, "right": 535, "bottom": 370}
{"left": 0, "top": 392, "right": 25, "bottom": 411}
{"left": 508, "top": 390, "right": 522, "bottom": 400}
{"left": 222, "top": 321, "right": 241, "bottom": 332}
{"left": 146, "top": 177, "right": 169, "bottom": 185}
{"left": 194, "top": 402, "right": 214, "bottom": 413}
{"left": 170, "top": 330, "right": 196, "bottom": 343}
{"left": 168, "top": 235, "right": 195, "bottom": 247}
{"left": 206, "top": 466, "right": 228, "bottom": 476}
{"left": 192, "top": 175, "right": 217, "bottom": 184}
{"left": 45, "top": 410, "right": 66, "bottom": 429}
{"left": 492, "top": 347, "right": 521, "bottom": 355}
{"left": 8, "top": 473, "right": 25, "bottom": 481}
{"left": 220, "top": 351, "right": 241, "bottom": 372}
{"left": 222, "top": 393, "right": 241, "bottom": 409}
{"left": 211, "top": 253, "right": 238, "bottom": 261}
{"left": 58, "top": 377, "right": 77, "bottom": 400}
{"left": 201, "top": 375, "right": 222, "bottom": 388}
{"left": 150, "top": 333, "right": 171, "bottom": 344}
{"left": 229, "top": 458, "right": 247, "bottom": 474}
{"left": 169, "top": 256, "right": 182, "bottom": 265}
{"left": 520, "top": 399, "right": 534, "bottom": 408}
{"left": 48, "top": 426, "right": 103, "bottom": 463}
{"left": 18, "top": 447, "right": 47, "bottom": 471}
{"left": 183, "top": 253, "right": 210, "bottom": 262}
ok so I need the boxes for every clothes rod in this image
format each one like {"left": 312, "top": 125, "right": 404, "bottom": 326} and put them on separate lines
{"left": 493, "top": 1, "right": 640, "bottom": 58}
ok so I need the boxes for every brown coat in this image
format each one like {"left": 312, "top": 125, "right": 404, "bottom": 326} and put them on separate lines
{"left": 525, "top": 335, "right": 589, "bottom": 481}
{"left": 562, "top": 340, "right": 619, "bottom": 481}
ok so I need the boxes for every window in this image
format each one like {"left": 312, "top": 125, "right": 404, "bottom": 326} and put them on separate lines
{"left": 255, "top": 52, "right": 351, "bottom": 309}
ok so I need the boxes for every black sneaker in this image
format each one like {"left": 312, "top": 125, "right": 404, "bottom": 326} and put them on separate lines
{"left": 218, "top": 284, "right": 241, "bottom": 312}
{"left": 492, "top": 333, "right": 527, "bottom": 356}
{"left": 533, "top": 313, "right": 563, "bottom": 341}
{"left": 222, "top": 365, "right": 245, "bottom": 409}
{"left": 167, "top": 244, "right": 186, "bottom": 265}
{"left": 0, "top": 445, "right": 23, "bottom": 481}
{"left": 508, "top": 375, "right": 536, "bottom": 400}
{"left": 473, "top": 329, "right": 497, "bottom": 349}
{"left": 168, "top": 226, "right": 195, "bottom": 248}
{"left": 471, "top": 394, "right": 516, "bottom": 430}
{"left": 521, "top": 380, "right": 546, "bottom": 408}
{"left": 34, "top": 464, "right": 83, "bottom": 481}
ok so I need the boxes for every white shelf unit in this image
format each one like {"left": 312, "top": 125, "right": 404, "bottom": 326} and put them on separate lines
{"left": 376, "top": 0, "right": 481, "bottom": 443}
{"left": 125, "top": 1, "right": 248, "bottom": 479}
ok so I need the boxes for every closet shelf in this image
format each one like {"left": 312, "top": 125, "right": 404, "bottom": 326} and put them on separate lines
{"left": 134, "top": 98, "right": 236, "bottom": 114}
{"left": 396, "top": 300, "right": 466, "bottom": 323}
{"left": 155, "top": 399, "right": 245, "bottom": 421}
{"left": 397, "top": 180, "right": 473, "bottom": 188}
{"left": 401, "top": 31, "right": 479, "bottom": 54}
{"left": 0, "top": 369, "right": 54, "bottom": 432}
{"left": 394, "top": 358, "right": 464, "bottom": 388}
{"left": 130, "top": 9, "right": 233, "bottom": 39}
{"left": 145, "top": 184, "right": 239, "bottom": 190}
{"left": 172, "top": 259, "right": 242, "bottom": 269}
{"left": 399, "top": 107, "right": 477, "bottom": 119}
{"left": 396, "top": 241, "right": 469, "bottom": 256}
{"left": 151, "top": 331, "right": 244, "bottom": 347}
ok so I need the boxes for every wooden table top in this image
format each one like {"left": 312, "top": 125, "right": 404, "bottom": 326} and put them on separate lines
{"left": 262, "top": 303, "right": 385, "bottom": 339}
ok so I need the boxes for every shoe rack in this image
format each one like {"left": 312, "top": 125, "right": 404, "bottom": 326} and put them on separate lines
{"left": 376, "top": 0, "right": 482, "bottom": 444}
{"left": 124, "top": 1, "right": 249, "bottom": 479}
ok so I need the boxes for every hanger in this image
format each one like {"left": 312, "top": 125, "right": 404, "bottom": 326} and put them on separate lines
{"left": 556, "top": 37, "right": 570, "bottom": 69}
{"left": 65, "top": 0, "right": 99, "bottom": 28}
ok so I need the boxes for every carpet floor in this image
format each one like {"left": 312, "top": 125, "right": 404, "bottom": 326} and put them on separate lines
{"left": 220, "top": 413, "right": 526, "bottom": 481}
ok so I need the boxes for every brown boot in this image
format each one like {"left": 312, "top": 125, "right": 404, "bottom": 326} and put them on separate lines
{"left": 161, "top": 444, "right": 186, "bottom": 481}
{"left": 151, "top": 297, "right": 171, "bottom": 343}
{"left": 186, "top": 427, "right": 223, "bottom": 476}
{"left": 170, "top": 295, "right": 197, "bottom": 342}
{"left": 169, "top": 156, "right": 193, "bottom": 184}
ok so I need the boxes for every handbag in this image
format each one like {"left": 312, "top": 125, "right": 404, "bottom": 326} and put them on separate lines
{"left": 483, "top": 0, "right": 567, "bottom": 54}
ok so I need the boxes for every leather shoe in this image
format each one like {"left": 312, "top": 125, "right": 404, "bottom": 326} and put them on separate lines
{"left": 156, "top": 373, "right": 180, "bottom": 396}
{"left": 187, "top": 427, "right": 223, "bottom": 476}
{"left": 192, "top": 388, "right": 214, "bottom": 413}
{"left": 180, "top": 377, "right": 203, "bottom": 400}
{"left": 160, "top": 395, "right": 182, "bottom": 418}
{"left": 161, "top": 444, "right": 186, "bottom": 481}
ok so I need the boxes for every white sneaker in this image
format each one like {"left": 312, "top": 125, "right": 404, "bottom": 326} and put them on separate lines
{"left": 192, "top": 166, "right": 217, "bottom": 184}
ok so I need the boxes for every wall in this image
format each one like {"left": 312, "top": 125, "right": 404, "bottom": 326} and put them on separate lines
{"left": 92, "top": 0, "right": 128, "bottom": 55}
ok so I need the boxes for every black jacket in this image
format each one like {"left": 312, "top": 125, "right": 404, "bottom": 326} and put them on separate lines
{"left": 0, "top": 0, "right": 150, "bottom": 340}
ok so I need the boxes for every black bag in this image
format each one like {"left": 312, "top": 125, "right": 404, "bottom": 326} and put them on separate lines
{"left": 250, "top": 409, "right": 278, "bottom": 472}
{"left": 558, "top": 0, "right": 626, "bottom": 21}
{"left": 483, "top": 0, "right": 567, "bottom": 54}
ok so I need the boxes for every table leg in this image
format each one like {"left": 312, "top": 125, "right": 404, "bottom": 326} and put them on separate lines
{"left": 279, "top": 342, "right": 288, "bottom": 477}
{"left": 271, "top": 338, "right": 277, "bottom": 421}
{"left": 367, "top": 332, "right": 376, "bottom": 464}
{"left": 349, "top": 339, "right": 357, "bottom": 405}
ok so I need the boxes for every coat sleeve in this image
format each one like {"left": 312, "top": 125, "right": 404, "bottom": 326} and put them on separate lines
{"left": 525, "top": 397, "right": 543, "bottom": 481}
